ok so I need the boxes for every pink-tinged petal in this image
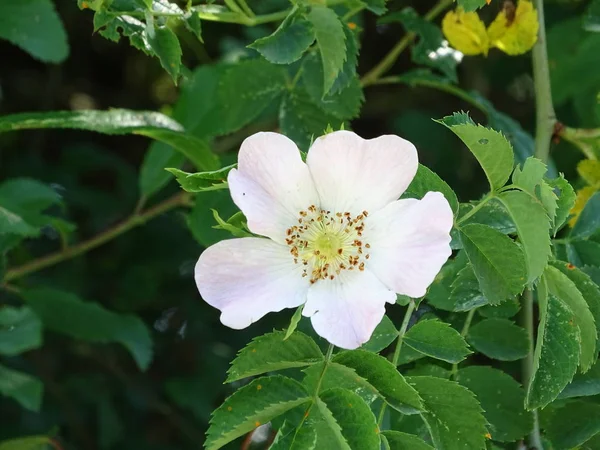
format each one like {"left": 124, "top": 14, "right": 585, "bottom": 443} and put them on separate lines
{"left": 306, "top": 130, "right": 418, "bottom": 215}
{"left": 365, "top": 192, "right": 453, "bottom": 298}
{"left": 195, "top": 237, "right": 309, "bottom": 329}
{"left": 302, "top": 270, "right": 396, "bottom": 349}
{"left": 228, "top": 132, "right": 319, "bottom": 243}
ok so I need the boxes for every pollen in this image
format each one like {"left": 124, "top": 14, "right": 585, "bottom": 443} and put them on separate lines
{"left": 285, "top": 208, "right": 371, "bottom": 284}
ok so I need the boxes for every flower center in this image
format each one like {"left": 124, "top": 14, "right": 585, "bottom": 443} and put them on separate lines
{"left": 285, "top": 205, "right": 371, "bottom": 284}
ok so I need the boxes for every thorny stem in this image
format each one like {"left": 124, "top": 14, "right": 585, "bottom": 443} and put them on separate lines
{"left": 3, "top": 192, "right": 191, "bottom": 283}
{"left": 360, "top": 0, "right": 453, "bottom": 86}
{"left": 377, "top": 301, "right": 416, "bottom": 427}
{"left": 526, "top": 0, "right": 555, "bottom": 447}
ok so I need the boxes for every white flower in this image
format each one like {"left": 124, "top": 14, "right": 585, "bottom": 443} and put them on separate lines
{"left": 195, "top": 131, "right": 453, "bottom": 349}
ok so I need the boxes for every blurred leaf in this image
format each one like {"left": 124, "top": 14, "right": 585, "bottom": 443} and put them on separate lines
{"left": 456, "top": 0, "right": 488, "bottom": 11}
{"left": 381, "top": 431, "right": 434, "bottom": 450}
{"left": 571, "top": 191, "right": 600, "bottom": 240}
{"left": 441, "top": 8, "right": 489, "bottom": 56}
{"left": 0, "top": 307, "right": 42, "bottom": 356}
{"left": 249, "top": 9, "right": 315, "bottom": 64}
{"left": 467, "top": 318, "right": 529, "bottom": 361}
{"left": 498, "top": 190, "right": 551, "bottom": 283}
{"left": 165, "top": 378, "right": 212, "bottom": 422}
{"left": 403, "top": 164, "right": 459, "bottom": 214}
{"left": 526, "top": 292, "right": 580, "bottom": 409}
{"left": 307, "top": 6, "right": 346, "bottom": 96}
{"left": 98, "top": 397, "right": 124, "bottom": 450}
{"left": 407, "top": 376, "right": 488, "bottom": 450}
{"left": 165, "top": 165, "right": 234, "bottom": 193}
{"left": 545, "top": 401, "right": 600, "bottom": 449}
{"left": 333, "top": 350, "right": 423, "bottom": 413}
{"left": 361, "top": 0, "right": 387, "bottom": 15}
{"left": 437, "top": 113, "right": 514, "bottom": 191}
{"left": 456, "top": 366, "right": 532, "bottom": 443}
{"left": 487, "top": 0, "right": 538, "bottom": 56}
{"left": 139, "top": 143, "right": 185, "bottom": 198}
{"left": 360, "top": 315, "right": 398, "bottom": 353}
{"left": 0, "top": 0, "right": 68, "bottom": 63}
{"left": 584, "top": 0, "right": 600, "bottom": 32}
{"left": 22, "top": 288, "right": 153, "bottom": 371}
{"left": 205, "top": 376, "right": 310, "bottom": 450}
{"left": 0, "top": 208, "right": 39, "bottom": 237}
{"left": 545, "top": 265, "right": 597, "bottom": 371}
{"left": 459, "top": 223, "right": 527, "bottom": 303}
{"left": 226, "top": 331, "right": 324, "bottom": 383}
{"left": 403, "top": 319, "right": 472, "bottom": 364}
{"left": 186, "top": 189, "right": 238, "bottom": 247}
{"left": 314, "top": 388, "right": 379, "bottom": 450}
{"left": 145, "top": 24, "right": 181, "bottom": 83}
{"left": 559, "top": 359, "right": 600, "bottom": 399}
{"left": 0, "top": 436, "right": 52, "bottom": 450}
{"left": 0, "top": 364, "right": 43, "bottom": 412}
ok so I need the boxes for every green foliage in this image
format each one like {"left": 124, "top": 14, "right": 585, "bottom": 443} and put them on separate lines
{"left": 226, "top": 331, "right": 324, "bottom": 382}
{"left": 571, "top": 191, "right": 600, "bottom": 239}
{"left": 145, "top": 23, "right": 182, "bottom": 83}
{"left": 456, "top": 0, "right": 488, "bottom": 11}
{"left": 0, "top": 436, "right": 52, "bottom": 450}
{"left": 403, "top": 319, "right": 472, "bottom": 363}
{"left": 360, "top": 316, "right": 398, "bottom": 353}
{"left": 165, "top": 165, "right": 234, "bottom": 193}
{"left": 403, "top": 164, "right": 459, "bottom": 214}
{"left": 0, "top": 307, "right": 42, "bottom": 356}
{"left": 545, "top": 401, "right": 600, "bottom": 449}
{"left": 381, "top": 431, "right": 434, "bottom": 450}
{"left": 559, "top": 360, "right": 600, "bottom": 399}
{"left": 0, "top": 364, "right": 43, "bottom": 412}
{"left": 467, "top": 318, "right": 529, "bottom": 361}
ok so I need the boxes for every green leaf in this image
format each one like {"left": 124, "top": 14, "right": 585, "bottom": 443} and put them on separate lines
{"left": 381, "top": 431, "right": 434, "bottom": 450}
{"left": 145, "top": 24, "right": 181, "bottom": 83}
{"left": 330, "top": 24, "right": 359, "bottom": 94}
{"left": 139, "top": 143, "right": 185, "bottom": 198}
{"left": 456, "top": 0, "right": 488, "bottom": 11}
{"left": 584, "top": 0, "right": 600, "bottom": 32}
{"left": 512, "top": 157, "right": 557, "bottom": 223}
{"left": 0, "top": 364, "right": 43, "bottom": 412}
{"left": 467, "top": 318, "right": 529, "bottom": 361}
{"left": 545, "top": 265, "right": 597, "bottom": 372}
{"left": 449, "top": 265, "right": 489, "bottom": 311}
{"left": 360, "top": 315, "right": 398, "bottom": 353}
{"left": 165, "top": 165, "right": 234, "bottom": 193}
{"left": 22, "top": 288, "right": 153, "bottom": 371}
{"left": 303, "top": 362, "right": 379, "bottom": 405}
{"left": 407, "top": 376, "right": 488, "bottom": 450}
{"left": 571, "top": 191, "right": 600, "bottom": 240}
{"left": 285, "top": 306, "right": 304, "bottom": 340}
{"left": 498, "top": 190, "right": 551, "bottom": 283}
{"left": 307, "top": 6, "right": 346, "bottom": 96}
{"left": 549, "top": 174, "right": 576, "bottom": 234}
{"left": 0, "top": 436, "right": 52, "bottom": 450}
{"left": 205, "top": 376, "right": 311, "bottom": 450}
{"left": 478, "top": 298, "right": 520, "bottom": 319}
{"left": 546, "top": 401, "right": 600, "bottom": 449}
{"left": 270, "top": 421, "right": 317, "bottom": 450}
{"left": 426, "top": 252, "right": 469, "bottom": 311}
{"left": 403, "top": 319, "right": 471, "bottom": 364}
{"left": 183, "top": 10, "right": 202, "bottom": 41}
{"left": 0, "top": 207, "right": 39, "bottom": 237}
{"left": 226, "top": 331, "right": 323, "bottom": 383}
{"left": 211, "top": 209, "right": 252, "bottom": 238}
{"left": 333, "top": 350, "right": 423, "bottom": 413}
{"left": 459, "top": 223, "right": 527, "bottom": 303}
{"left": 0, "top": 307, "right": 42, "bottom": 356}
{"left": 403, "top": 164, "right": 459, "bottom": 214}
{"left": 458, "top": 199, "right": 517, "bottom": 235}
{"left": 249, "top": 9, "right": 315, "bottom": 64}
{"left": 382, "top": 8, "right": 457, "bottom": 82}
{"left": 526, "top": 291, "right": 580, "bottom": 409}
{"left": 456, "top": 366, "right": 532, "bottom": 443}
{"left": 559, "top": 360, "right": 600, "bottom": 399}
{"left": 0, "top": 0, "right": 68, "bottom": 63}
{"left": 315, "top": 388, "right": 380, "bottom": 450}
{"left": 437, "top": 113, "right": 514, "bottom": 191}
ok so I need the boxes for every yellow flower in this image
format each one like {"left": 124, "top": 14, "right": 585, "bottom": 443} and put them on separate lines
{"left": 442, "top": 8, "right": 490, "bottom": 56}
{"left": 488, "top": 0, "right": 539, "bottom": 55}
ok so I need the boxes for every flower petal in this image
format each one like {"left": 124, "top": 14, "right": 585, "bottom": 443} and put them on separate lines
{"left": 303, "top": 270, "right": 395, "bottom": 349}
{"left": 365, "top": 192, "right": 453, "bottom": 298}
{"left": 228, "top": 132, "right": 319, "bottom": 243}
{"left": 306, "top": 130, "right": 418, "bottom": 216}
{"left": 195, "top": 237, "right": 309, "bottom": 329}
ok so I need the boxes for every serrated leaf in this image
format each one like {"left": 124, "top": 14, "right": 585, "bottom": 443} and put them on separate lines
{"left": 458, "top": 199, "right": 517, "bottom": 235}
{"left": 360, "top": 315, "right": 398, "bottom": 353}
{"left": 145, "top": 24, "right": 181, "bottom": 82}
{"left": 285, "top": 306, "right": 304, "bottom": 340}
{"left": 457, "top": 0, "right": 488, "bottom": 11}
{"left": 0, "top": 0, "right": 68, "bottom": 63}
{"left": 467, "top": 318, "right": 529, "bottom": 361}
{"left": 249, "top": 9, "right": 315, "bottom": 64}
{"left": 0, "top": 307, "right": 42, "bottom": 356}
{"left": 270, "top": 421, "right": 317, "bottom": 450}
{"left": 333, "top": 350, "right": 423, "bottom": 413}
{"left": 226, "top": 331, "right": 323, "bottom": 383}
{"left": 549, "top": 174, "right": 576, "bottom": 234}
{"left": 0, "top": 208, "right": 39, "bottom": 237}
{"left": 546, "top": 401, "right": 600, "bottom": 449}
{"left": 478, "top": 298, "right": 520, "bottom": 318}
{"left": 403, "top": 319, "right": 471, "bottom": 364}
{"left": 426, "top": 252, "right": 469, "bottom": 311}
{"left": 316, "top": 388, "right": 380, "bottom": 450}
{"left": 403, "top": 164, "right": 459, "bottom": 214}
{"left": 526, "top": 291, "right": 580, "bottom": 409}
{"left": 559, "top": 359, "right": 600, "bottom": 399}
{"left": 183, "top": 10, "right": 202, "bottom": 41}
{"left": 205, "top": 376, "right": 311, "bottom": 450}
{"left": 0, "top": 364, "right": 43, "bottom": 412}
{"left": 456, "top": 366, "right": 532, "bottom": 443}
{"left": 407, "top": 376, "right": 488, "bottom": 450}
{"left": 22, "top": 288, "right": 153, "bottom": 371}
{"left": 571, "top": 191, "right": 600, "bottom": 240}
{"left": 381, "top": 431, "right": 434, "bottom": 450}
{"left": 330, "top": 24, "right": 359, "bottom": 94}
{"left": 0, "top": 436, "right": 52, "bottom": 450}
{"left": 211, "top": 209, "right": 252, "bottom": 238}
{"left": 545, "top": 265, "right": 597, "bottom": 372}
{"left": 512, "top": 157, "right": 557, "bottom": 224}
{"left": 459, "top": 223, "right": 527, "bottom": 303}
{"left": 437, "top": 113, "right": 514, "bottom": 191}
{"left": 449, "top": 265, "right": 489, "bottom": 311}
{"left": 498, "top": 190, "right": 551, "bottom": 283}
{"left": 307, "top": 6, "right": 346, "bottom": 96}
{"left": 165, "top": 165, "right": 234, "bottom": 193}
{"left": 303, "top": 362, "right": 379, "bottom": 405}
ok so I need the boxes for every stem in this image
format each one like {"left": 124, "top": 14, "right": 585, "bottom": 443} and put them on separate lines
{"left": 3, "top": 192, "right": 190, "bottom": 282}
{"left": 377, "top": 301, "right": 416, "bottom": 427}
{"left": 525, "top": 0, "right": 555, "bottom": 446}
{"left": 451, "top": 309, "right": 476, "bottom": 378}
{"left": 455, "top": 194, "right": 494, "bottom": 227}
{"left": 360, "top": 0, "right": 453, "bottom": 86}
